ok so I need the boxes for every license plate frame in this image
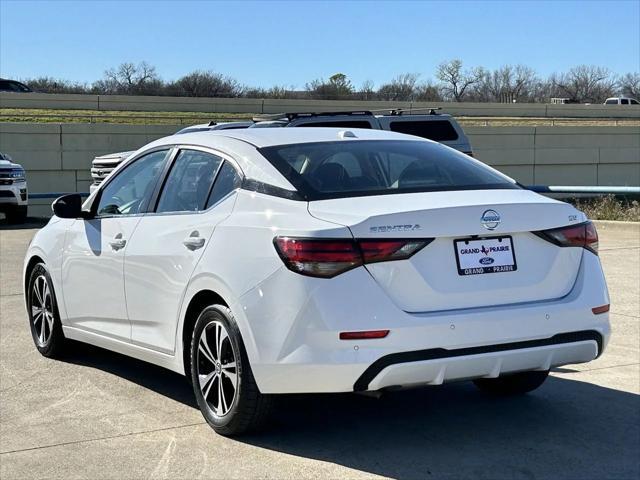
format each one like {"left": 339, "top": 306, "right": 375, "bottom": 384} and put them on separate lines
{"left": 454, "top": 236, "right": 517, "bottom": 276}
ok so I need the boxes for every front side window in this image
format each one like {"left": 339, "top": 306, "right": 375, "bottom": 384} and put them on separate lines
{"left": 96, "top": 150, "right": 168, "bottom": 216}
{"left": 156, "top": 150, "right": 223, "bottom": 213}
{"left": 260, "top": 140, "right": 517, "bottom": 200}
{"left": 631, "top": 99, "right": 639, "bottom": 105}
{"left": 620, "top": 99, "right": 630, "bottom": 105}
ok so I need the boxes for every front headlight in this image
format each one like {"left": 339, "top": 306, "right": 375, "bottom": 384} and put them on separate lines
{"left": 11, "top": 169, "right": 25, "bottom": 180}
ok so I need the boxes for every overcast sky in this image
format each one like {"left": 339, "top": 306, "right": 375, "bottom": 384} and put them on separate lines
{"left": 1, "top": 0, "right": 638, "bottom": 88}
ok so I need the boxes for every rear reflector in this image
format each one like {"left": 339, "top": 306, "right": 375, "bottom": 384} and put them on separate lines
{"left": 534, "top": 221, "right": 599, "bottom": 255}
{"left": 340, "top": 330, "right": 390, "bottom": 340}
{"left": 274, "top": 237, "right": 432, "bottom": 278}
{"left": 592, "top": 304, "right": 610, "bottom": 315}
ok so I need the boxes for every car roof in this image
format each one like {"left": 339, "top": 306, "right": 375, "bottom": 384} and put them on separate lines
{"left": 171, "top": 126, "right": 426, "bottom": 148}
{"left": 138, "top": 128, "right": 434, "bottom": 192}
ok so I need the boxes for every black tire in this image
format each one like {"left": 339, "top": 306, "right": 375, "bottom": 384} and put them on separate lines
{"left": 473, "top": 370, "right": 549, "bottom": 396}
{"left": 27, "top": 263, "right": 66, "bottom": 358}
{"left": 190, "top": 305, "right": 273, "bottom": 436}
{"left": 6, "top": 205, "right": 27, "bottom": 224}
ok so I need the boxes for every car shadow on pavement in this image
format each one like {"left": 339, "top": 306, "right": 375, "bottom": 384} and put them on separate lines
{"left": 243, "top": 377, "right": 639, "bottom": 479}
{"left": 58, "top": 342, "right": 639, "bottom": 479}
{"left": 60, "top": 340, "right": 198, "bottom": 408}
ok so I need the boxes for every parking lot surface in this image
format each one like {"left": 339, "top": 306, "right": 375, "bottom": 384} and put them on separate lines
{"left": 1, "top": 220, "right": 638, "bottom": 479}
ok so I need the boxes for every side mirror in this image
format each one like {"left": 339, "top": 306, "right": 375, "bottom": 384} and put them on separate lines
{"left": 52, "top": 194, "right": 83, "bottom": 219}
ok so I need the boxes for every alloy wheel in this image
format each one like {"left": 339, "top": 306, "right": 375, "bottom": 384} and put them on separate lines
{"left": 31, "top": 275, "right": 54, "bottom": 347}
{"left": 197, "top": 320, "right": 238, "bottom": 417}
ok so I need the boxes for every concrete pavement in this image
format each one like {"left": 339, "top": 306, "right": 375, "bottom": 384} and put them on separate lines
{"left": 1, "top": 220, "right": 638, "bottom": 479}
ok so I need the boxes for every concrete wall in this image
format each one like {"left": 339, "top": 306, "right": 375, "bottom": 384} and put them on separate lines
{"left": 467, "top": 126, "right": 640, "bottom": 186}
{"left": 0, "top": 123, "right": 638, "bottom": 217}
{"left": 2, "top": 92, "right": 640, "bottom": 118}
{"left": 0, "top": 123, "right": 178, "bottom": 216}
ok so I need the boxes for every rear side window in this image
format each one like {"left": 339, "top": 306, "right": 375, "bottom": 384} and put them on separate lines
{"left": 389, "top": 120, "right": 459, "bottom": 141}
{"left": 605, "top": 99, "right": 618, "bottom": 104}
{"left": 295, "top": 120, "right": 374, "bottom": 129}
{"left": 260, "top": 140, "right": 517, "bottom": 200}
{"left": 156, "top": 150, "right": 223, "bottom": 213}
{"left": 206, "top": 161, "right": 242, "bottom": 208}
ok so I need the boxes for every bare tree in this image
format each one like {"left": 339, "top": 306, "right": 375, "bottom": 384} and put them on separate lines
{"left": 473, "top": 65, "right": 539, "bottom": 102}
{"left": 355, "top": 80, "right": 376, "bottom": 100}
{"left": 553, "top": 65, "right": 616, "bottom": 103}
{"left": 618, "top": 72, "right": 640, "bottom": 98}
{"left": 414, "top": 82, "right": 442, "bottom": 102}
{"left": 377, "top": 73, "right": 420, "bottom": 101}
{"left": 93, "top": 61, "right": 162, "bottom": 94}
{"left": 244, "top": 85, "right": 294, "bottom": 99}
{"left": 23, "top": 77, "right": 89, "bottom": 94}
{"left": 306, "top": 73, "right": 354, "bottom": 99}
{"left": 167, "top": 70, "right": 243, "bottom": 97}
{"left": 436, "top": 59, "right": 484, "bottom": 101}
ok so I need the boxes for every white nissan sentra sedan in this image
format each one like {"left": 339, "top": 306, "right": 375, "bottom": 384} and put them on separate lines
{"left": 24, "top": 128, "right": 610, "bottom": 435}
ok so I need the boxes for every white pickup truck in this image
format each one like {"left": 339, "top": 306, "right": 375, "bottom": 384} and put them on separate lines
{"left": 0, "top": 152, "right": 28, "bottom": 224}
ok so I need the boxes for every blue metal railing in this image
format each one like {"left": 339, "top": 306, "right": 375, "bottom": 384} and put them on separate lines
{"left": 527, "top": 185, "right": 640, "bottom": 195}
{"left": 28, "top": 192, "right": 90, "bottom": 199}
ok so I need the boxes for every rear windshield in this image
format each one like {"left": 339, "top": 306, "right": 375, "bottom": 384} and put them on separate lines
{"left": 259, "top": 140, "right": 517, "bottom": 200}
{"left": 389, "top": 120, "right": 459, "bottom": 141}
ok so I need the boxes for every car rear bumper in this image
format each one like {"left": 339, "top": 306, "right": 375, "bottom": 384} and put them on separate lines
{"left": 240, "top": 251, "right": 610, "bottom": 394}
{"left": 251, "top": 332, "right": 601, "bottom": 393}
{"left": 357, "top": 331, "right": 600, "bottom": 391}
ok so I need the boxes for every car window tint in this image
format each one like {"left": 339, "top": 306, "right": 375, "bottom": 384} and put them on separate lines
{"left": 295, "top": 121, "right": 374, "bottom": 129}
{"left": 388, "top": 121, "right": 459, "bottom": 141}
{"left": 156, "top": 150, "right": 223, "bottom": 213}
{"left": 260, "top": 140, "right": 517, "bottom": 200}
{"left": 605, "top": 99, "right": 618, "bottom": 104}
{"left": 0, "top": 80, "right": 16, "bottom": 91}
{"left": 0, "top": 80, "right": 28, "bottom": 92}
{"left": 206, "top": 161, "right": 242, "bottom": 208}
{"left": 97, "top": 150, "right": 168, "bottom": 216}
{"left": 621, "top": 99, "right": 629, "bottom": 105}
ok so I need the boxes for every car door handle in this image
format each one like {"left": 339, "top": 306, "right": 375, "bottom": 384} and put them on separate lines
{"left": 109, "top": 233, "right": 127, "bottom": 251}
{"left": 183, "top": 231, "right": 205, "bottom": 251}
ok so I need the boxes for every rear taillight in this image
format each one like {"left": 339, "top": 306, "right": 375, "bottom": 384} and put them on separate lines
{"left": 274, "top": 237, "right": 432, "bottom": 278}
{"left": 535, "top": 221, "right": 599, "bottom": 255}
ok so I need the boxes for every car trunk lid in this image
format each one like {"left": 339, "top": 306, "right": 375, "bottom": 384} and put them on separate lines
{"left": 308, "top": 189, "right": 585, "bottom": 312}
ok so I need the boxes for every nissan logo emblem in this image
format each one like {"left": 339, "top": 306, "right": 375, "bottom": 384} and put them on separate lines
{"left": 481, "top": 209, "right": 501, "bottom": 230}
